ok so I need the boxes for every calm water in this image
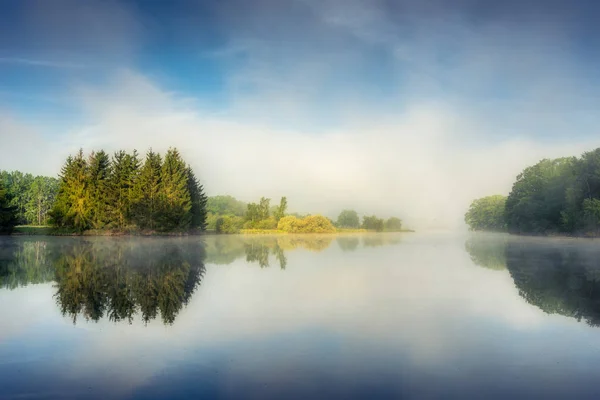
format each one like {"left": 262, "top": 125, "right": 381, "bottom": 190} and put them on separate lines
{"left": 2, "top": 233, "right": 600, "bottom": 399}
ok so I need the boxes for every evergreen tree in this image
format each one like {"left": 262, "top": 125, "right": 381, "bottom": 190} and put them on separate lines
{"left": 40, "top": 147, "right": 206, "bottom": 233}
{"left": 158, "top": 148, "right": 191, "bottom": 230}
{"left": 187, "top": 165, "right": 207, "bottom": 230}
{"left": 0, "top": 180, "right": 18, "bottom": 234}
{"left": 51, "top": 149, "right": 92, "bottom": 231}
{"left": 109, "top": 150, "right": 140, "bottom": 228}
{"left": 131, "top": 150, "right": 163, "bottom": 229}
{"left": 87, "top": 151, "right": 111, "bottom": 228}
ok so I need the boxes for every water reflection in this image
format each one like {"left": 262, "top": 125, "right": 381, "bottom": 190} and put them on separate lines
{"left": 336, "top": 236, "right": 360, "bottom": 252}
{"left": 0, "top": 239, "right": 55, "bottom": 288}
{"left": 204, "top": 235, "right": 335, "bottom": 269}
{"left": 0, "top": 238, "right": 206, "bottom": 325}
{"left": 0, "top": 234, "right": 405, "bottom": 326}
{"left": 205, "top": 234, "right": 402, "bottom": 268}
{"left": 362, "top": 234, "right": 402, "bottom": 248}
{"left": 465, "top": 234, "right": 600, "bottom": 326}
{"left": 464, "top": 234, "right": 507, "bottom": 270}
{"left": 506, "top": 239, "right": 600, "bottom": 327}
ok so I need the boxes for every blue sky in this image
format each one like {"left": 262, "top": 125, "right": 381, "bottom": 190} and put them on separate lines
{"left": 2, "top": 0, "right": 598, "bottom": 130}
{"left": 1, "top": 0, "right": 600, "bottom": 229}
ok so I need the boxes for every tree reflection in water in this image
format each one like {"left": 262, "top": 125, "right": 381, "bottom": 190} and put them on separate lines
{"left": 204, "top": 235, "right": 336, "bottom": 269}
{"left": 0, "top": 239, "right": 55, "bottom": 289}
{"left": 1, "top": 233, "right": 405, "bottom": 324}
{"left": 506, "top": 239, "right": 600, "bottom": 327}
{"left": 465, "top": 234, "right": 600, "bottom": 327}
{"left": 336, "top": 236, "right": 360, "bottom": 252}
{"left": 464, "top": 234, "right": 507, "bottom": 271}
{"left": 0, "top": 238, "right": 206, "bottom": 325}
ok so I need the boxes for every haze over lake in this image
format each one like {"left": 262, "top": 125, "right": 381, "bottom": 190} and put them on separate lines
{"left": 2, "top": 233, "right": 600, "bottom": 399}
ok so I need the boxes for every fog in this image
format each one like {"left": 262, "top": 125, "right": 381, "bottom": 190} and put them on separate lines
{"left": 1, "top": 0, "right": 600, "bottom": 230}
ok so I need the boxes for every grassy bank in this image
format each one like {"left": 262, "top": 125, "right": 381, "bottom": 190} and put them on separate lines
{"left": 239, "top": 228, "right": 415, "bottom": 235}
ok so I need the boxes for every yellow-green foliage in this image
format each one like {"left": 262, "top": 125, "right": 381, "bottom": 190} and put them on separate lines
{"left": 240, "top": 229, "right": 286, "bottom": 235}
{"left": 277, "top": 235, "right": 333, "bottom": 251}
{"left": 277, "top": 215, "right": 336, "bottom": 233}
{"left": 216, "top": 215, "right": 244, "bottom": 234}
{"left": 255, "top": 217, "right": 278, "bottom": 230}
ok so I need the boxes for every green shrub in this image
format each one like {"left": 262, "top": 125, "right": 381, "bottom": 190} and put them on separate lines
{"left": 277, "top": 215, "right": 336, "bottom": 233}
{"left": 216, "top": 215, "right": 243, "bottom": 234}
{"left": 255, "top": 217, "right": 278, "bottom": 229}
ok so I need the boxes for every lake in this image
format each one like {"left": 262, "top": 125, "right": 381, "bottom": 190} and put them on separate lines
{"left": 2, "top": 232, "right": 600, "bottom": 399}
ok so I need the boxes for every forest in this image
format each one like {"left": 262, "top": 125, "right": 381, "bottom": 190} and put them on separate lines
{"left": 1, "top": 149, "right": 405, "bottom": 235}
{"left": 465, "top": 148, "right": 600, "bottom": 236}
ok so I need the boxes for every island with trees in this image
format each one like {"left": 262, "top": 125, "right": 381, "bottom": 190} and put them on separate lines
{"left": 0, "top": 147, "right": 409, "bottom": 236}
{"left": 465, "top": 148, "right": 600, "bottom": 237}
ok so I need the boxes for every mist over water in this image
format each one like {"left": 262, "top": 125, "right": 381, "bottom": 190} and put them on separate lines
{"left": 3, "top": 233, "right": 600, "bottom": 399}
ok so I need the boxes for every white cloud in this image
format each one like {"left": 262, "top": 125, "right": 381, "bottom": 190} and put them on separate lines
{"left": 0, "top": 57, "right": 85, "bottom": 68}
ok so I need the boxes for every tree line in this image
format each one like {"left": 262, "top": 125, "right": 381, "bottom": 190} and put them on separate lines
{"left": 336, "top": 209, "right": 403, "bottom": 232}
{"left": 465, "top": 148, "right": 600, "bottom": 236}
{"left": 1, "top": 151, "right": 406, "bottom": 235}
{"left": 1, "top": 147, "right": 207, "bottom": 233}
{"left": 206, "top": 196, "right": 404, "bottom": 234}
{"left": 0, "top": 171, "right": 58, "bottom": 229}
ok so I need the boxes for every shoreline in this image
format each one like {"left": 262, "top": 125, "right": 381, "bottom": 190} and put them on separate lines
{"left": 470, "top": 230, "right": 600, "bottom": 239}
{"left": 10, "top": 226, "right": 415, "bottom": 237}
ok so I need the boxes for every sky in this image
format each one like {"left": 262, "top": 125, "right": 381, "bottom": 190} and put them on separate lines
{"left": 1, "top": 0, "right": 600, "bottom": 229}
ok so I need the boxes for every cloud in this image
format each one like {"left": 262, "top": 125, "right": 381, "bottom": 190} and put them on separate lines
{"left": 0, "top": 0, "right": 141, "bottom": 66}
{"left": 0, "top": 113, "right": 75, "bottom": 175}
{"left": 0, "top": 57, "right": 85, "bottom": 68}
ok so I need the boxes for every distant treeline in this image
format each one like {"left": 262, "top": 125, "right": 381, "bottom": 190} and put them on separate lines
{"left": 1, "top": 152, "right": 406, "bottom": 235}
{"left": 0, "top": 171, "right": 58, "bottom": 229}
{"left": 206, "top": 195, "right": 404, "bottom": 234}
{"left": 465, "top": 148, "right": 600, "bottom": 236}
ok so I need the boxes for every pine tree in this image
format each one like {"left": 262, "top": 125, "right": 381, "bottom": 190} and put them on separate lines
{"left": 132, "top": 150, "right": 163, "bottom": 229}
{"left": 187, "top": 165, "right": 207, "bottom": 230}
{"left": 87, "top": 151, "right": 111, "bottom": 228}
{"left": 158, "top": 148, "right": 191, "bottom": 230}
{"left": 109, "top": 150, "right": 140, "bottom": 228}
{"left": 47, "top": 147, "right": 206, "bottom": 233}
{"left": 51, "top": 149, "right": 92, "bottom": 231}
